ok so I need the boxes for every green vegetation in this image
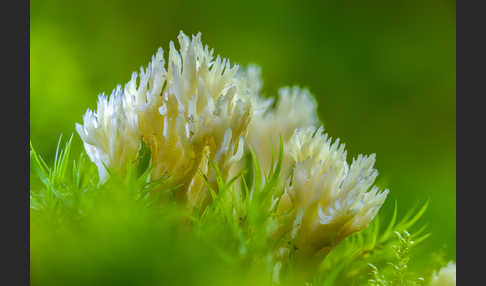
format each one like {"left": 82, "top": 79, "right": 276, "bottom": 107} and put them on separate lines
{"left": 31, "top": 136, "right": 450, "bottom": 285}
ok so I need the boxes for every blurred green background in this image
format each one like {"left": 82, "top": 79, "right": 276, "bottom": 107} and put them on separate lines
{"left": 30, "top": 0, "right": 455, "bottom": 262}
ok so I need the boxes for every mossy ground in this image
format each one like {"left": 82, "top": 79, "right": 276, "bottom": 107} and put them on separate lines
{"left": 30, "top": 136, "right": 449, "bottom": 285}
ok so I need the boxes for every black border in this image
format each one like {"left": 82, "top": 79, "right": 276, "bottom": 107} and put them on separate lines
{"left": 2, "top": 0, "right": 29, "bottom": 284}
{"left": 457, "top": 0, "right": 482, "bottom": 284}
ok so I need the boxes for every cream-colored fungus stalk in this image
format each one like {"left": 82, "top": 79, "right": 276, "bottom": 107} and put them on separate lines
{"left": 128, "top": 32, "right": 252, "bottom": 207}
{"left": 276, "top": 127, "right": 389, "bottom": 263}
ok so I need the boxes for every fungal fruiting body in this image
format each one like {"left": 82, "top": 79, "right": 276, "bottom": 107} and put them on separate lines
{"left": 429, "top": 262, "right": 456, "bottom": 286}
{"left": 76, "top": 31, "right": 389, "bottom": 264}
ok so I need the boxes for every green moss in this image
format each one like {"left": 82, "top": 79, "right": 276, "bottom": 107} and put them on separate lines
{"left": 29, "top": 136, "right": 453, "bottom": 285}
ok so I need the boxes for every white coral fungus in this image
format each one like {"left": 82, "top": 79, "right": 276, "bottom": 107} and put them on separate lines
{"left": 76, "top": 31, "right": 389, "bottom": 259}
{"left": 76, "top": 85, "right": 141, "bottom": 182}
{"left": 429, "top": 262, "right": 456, "bottom": 286}
{"left": 274, "top": 127, "right": 389, "bottom": 261}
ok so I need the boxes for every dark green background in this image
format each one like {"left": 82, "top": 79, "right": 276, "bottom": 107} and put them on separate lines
{"left": 31, "top": 0, "right": 455, "bottom": 260}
